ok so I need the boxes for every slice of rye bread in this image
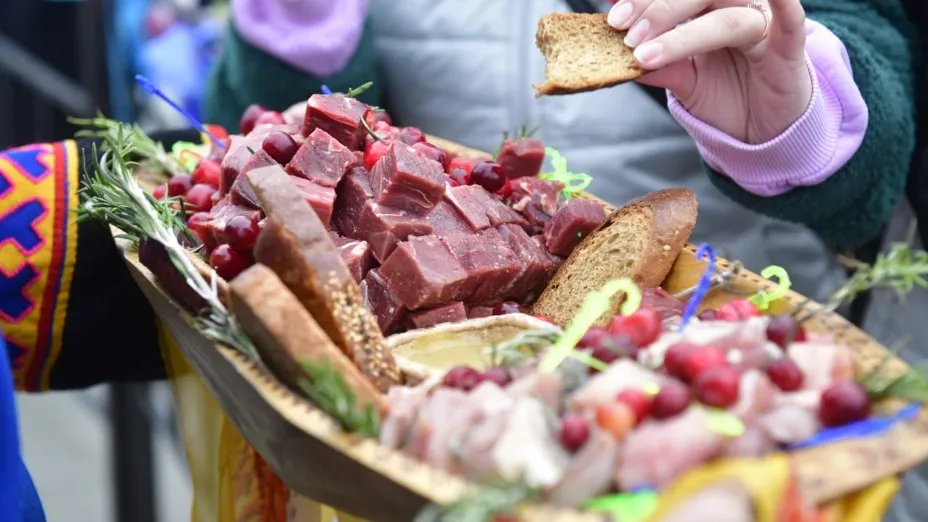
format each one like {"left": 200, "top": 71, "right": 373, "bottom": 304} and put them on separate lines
{"left": 531, "top": 188, "right": 697, "bottom": 326}
{"left": 230, "top": 264, "right": 386, "bottom": 413}
{"left": 247, "top": 166, "right": 402, "bottom": 392}
{"left": 533, "top": 13, "right": 643, "bottom": 96}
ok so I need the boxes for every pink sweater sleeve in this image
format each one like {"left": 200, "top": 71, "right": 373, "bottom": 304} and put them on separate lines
{"left": 667, "top": 19, "right": 869, "bottom": 197}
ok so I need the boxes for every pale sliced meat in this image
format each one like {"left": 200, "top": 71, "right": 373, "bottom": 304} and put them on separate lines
{"left": 787, "top": 340, "right": 855, "bottom": 391}
{"left": 547, "top": 429, "right": 619, "bottom": 508}
{"left": 729, "top": 370, "right": 777, "bottom": 422}
{"left": 570, "top": 359, "right": 671, "bottom": 412}
{"left": 380, "top": 386, "right": 429, "bottom": 449}
{"left": 507, "top": 371, "right": 564, "bottom": 413}
{"left": 491, "top": 397, "right": 571, "bottom": 488}
{"left": 758, "top": 404, "right": 821, "bottom": 444}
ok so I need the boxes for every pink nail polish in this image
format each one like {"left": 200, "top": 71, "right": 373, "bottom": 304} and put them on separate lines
{"left": 624, "top": 19, "right": 650, "bottom": 47}
{"left": 634, "top": 42, "right": 663, "bottom": 65}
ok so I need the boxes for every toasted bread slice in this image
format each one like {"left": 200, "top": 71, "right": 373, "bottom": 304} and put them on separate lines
{"left": 230, "top": 264, "right": 386, "bottom": 413}
{"left": 534, "top": 13, "right": 643, "bottom": 96}
{"left": 531, "top": 189, "right": 697, "bottom": 326}
{"left": 247, "top": 166, "right": 402, "bottom": 391}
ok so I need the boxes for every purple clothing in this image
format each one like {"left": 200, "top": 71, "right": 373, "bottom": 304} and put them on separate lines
{"left": 669, "top": 20, "right": 868, "bottom": 196}
{"left": 231, "top": 0, "right": 368, "bottom": 77}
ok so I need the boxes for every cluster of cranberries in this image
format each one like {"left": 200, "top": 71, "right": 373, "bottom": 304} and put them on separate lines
{"left": 361, "top": 120, "right": 511, "bottom": 197}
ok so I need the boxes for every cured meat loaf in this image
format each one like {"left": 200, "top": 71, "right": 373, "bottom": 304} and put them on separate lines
{"left": 247, "top": 166, "right": 402, "bottom": 391}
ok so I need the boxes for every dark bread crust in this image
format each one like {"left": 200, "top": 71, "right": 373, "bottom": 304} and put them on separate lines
{"left": 230, "top": 264, "right": 386, "bottom": 413}
{"left": 247, "top": 166, "right": 402, "bottom": 391}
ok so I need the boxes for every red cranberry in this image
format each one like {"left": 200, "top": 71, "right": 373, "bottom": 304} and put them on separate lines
{"left": 616, "top": 388, "right": 652, "bottom": 424}
{"left": 187, "top": 212, "right": 212, "bottom": 245}
{"left": 261, "top": 132, "right": 299, "bottom": 164}
{"left": 448, "top": 167, "right": 470, "bottom": 187}
{"left": 167, "top": 174, "right": 192, "bottom": 197}
{"left": 446, "top": 157, "right": 473, "bottom": 175}
{"left": 191, "top": 160, "right": 221, "bottom": 188}
{"left": 697, "top": 309, "right": 718, "bottom": 321}
{"left": 692, "top": 365, "right": 741, "bottom": 408}
{"left": 577, "top": 327, "right": 608, "bottom": 349}
{"left": 681, "top": 346, "right": 729, "bottom": 384}
{"left": 590, "top": 333, "right": 634, "bottom": 368}
{"left": 441, "top": 365, "right": 483, "bottom": 391}
{"left": 819, "top": 381, "right": 871, "bottom": 427}
{"left": 364, "top": 139, "right": 393, "bottom": 170}
{"left": 559, "top": 413, "right": 591, "bottom": 452}
{"left": 496, "top": 179, "right": 513, "bottom": 198}
{"left": 663, "top": 342, "right": 698, "bottom": 378}
{"left": 373, "top": 111, "right": 392, "bottom": 125}
{"left": 607, "top": 308, "right": 662, "bottom": 348}
{"left": 716, "top": 299, "right": 760, "bottom": 321}
{"left": 184, "top": 184, "right": 217, "bottom": 214}
{"left": 650, "top": 383, "right": 692, "bottom": 419}
{"left": 254, "top": 110, "right": 286, "bottom": 127}
{"left": 470, "top": 160, "right": 506, "bottom": 193}
{"left": 411, "top": 142, "right": 449, "bottom": 170}
{"left": 224, "top": 214, "right": 260, "bottom": 252}
{"left": 482, "top": 367, "right": 512, "bottom": 387}
{"left": 209, "top": 244, "right": 251, "bottom": 280}
{"left": 239, "top": 104, "right": 267, "bottom": 135}
{"left": 152, "top": 184, "right": 166, "bottom": 200}
{"left": 492, "top": 301, "right": 524, "bottom": 315}
{"left": 765, "top": 357, "right": 805, "bottom": 392}
{"left": 398, "top": 126, "right": 425, "bottom": 144}
{"left": 766, "top": 314, "right": 807, "bottom": 348}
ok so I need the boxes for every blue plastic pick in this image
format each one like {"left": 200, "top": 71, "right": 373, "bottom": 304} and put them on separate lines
{"left": 679, "top": 243, "right": 716, "bottom": 330}
{"left": 321, "top": 84, "right": 334, "bottom": 95}
{"left": 134, "top": 75, "right": 225, "bottom": 149}
{"left": 788, "top": 403, "right": 921, "bottom": 451}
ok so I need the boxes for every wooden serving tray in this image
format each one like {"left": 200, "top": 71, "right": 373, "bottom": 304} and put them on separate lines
{"left": 119, "top": 138, "right": 928, "bottom": 521}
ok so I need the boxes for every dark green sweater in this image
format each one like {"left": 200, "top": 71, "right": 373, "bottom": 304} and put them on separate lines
{"left": 204, "top": 2, "right": 918, "bottom": 247}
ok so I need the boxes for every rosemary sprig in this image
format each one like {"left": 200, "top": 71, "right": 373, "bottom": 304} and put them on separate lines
{"left": 343, "top": 81, "right": 384, "bottom": 111}
{"left": 857, "top": 342, "right": 928, "bottom": 404}
{"left": 492, "top": 123, "right": 540, "bottom": 158}
{"left": 486, "top": 330, "right": 559, "bottom": 368}
{"left": 70, "top": 115, "right": 184, "bottom": 175}
{"left": 77, "top": 121, "right": 258, "bottom": 359}
{"left": 298, "top": 361, "right": 381, "bottom": 438}
{"left": 414, "top": 483, "right": 538, "bottom": 522}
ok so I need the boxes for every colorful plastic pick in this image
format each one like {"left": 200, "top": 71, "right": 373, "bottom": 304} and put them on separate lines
{"left": 788, "top": 403, "right": 921, "bottom": 450}
{"left": 134, "top": 75, "right": 225, "bottom": 149}
{"left": 321, "top": 84, "right": 334, "bottom": 95}
{"left": 538, "top": 278, "right": 641, "bottom": 373}
{"left": 584, "top": 491, "right": 659, "bottom": 522}
{"left": 703, "top": 407, "right": 746, "bottom": 437}
{"left": 171, "top": 141, "right": 204, "bottom": 173}
{"left": 538, "top": 147, "right": 592, "bottom": 199}
{"left": 679, "top": 243, "right": 716, "bottom": 330}
{"left": 748, "top": 265, "right": 791, "bottom": 311}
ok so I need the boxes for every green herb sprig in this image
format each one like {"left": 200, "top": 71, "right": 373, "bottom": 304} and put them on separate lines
{"left": 858, "top": 341, "right": 928, "bottom": 404}
{"left": 70, "top": 115, "right": 184, "bottom": 175}
{"left": 298, "top": 361, "right": 381, "bottom": 438}
{"left": 492, "top": 122, "right": 540, "bottom": 158}
{"left": 414, "top": 483, "right": 538, "bottom": 522}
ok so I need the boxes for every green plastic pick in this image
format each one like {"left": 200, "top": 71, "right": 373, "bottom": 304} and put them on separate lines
{"left": 539, "top": 147, "right": 592, "bottom": 199}
{"left": 171, "top": 141, "right": 203, "bottom": 173}
{"left": 538, "top": 278, "right": 641, "bottom": 373}
{"left": 703, "top": 407, "right": 745, "bottom": 437}
{"left": 747, "top": 265, "right": 791, "bottom": 311}
{"left": 584, "top": 491, "right": 659, "bottom": 522}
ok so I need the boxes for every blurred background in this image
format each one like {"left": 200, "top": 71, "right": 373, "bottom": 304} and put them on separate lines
{"left": 0, "top": 0, "right": 226, "bottom": 520}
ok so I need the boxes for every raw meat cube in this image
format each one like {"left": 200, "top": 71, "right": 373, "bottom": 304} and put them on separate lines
{"left": 357, "top": 202, "right": 433, "bottom": 263}
{"left": 507, "top": 177, "right": 564, "bottom": 230}
{"left": 360, "top": 269, "right": 407, "bottom": 334}
{"left": 497, "top": 138, "right": 545, "bottom": 179}
{"left": 407, "top": 302, "right": 467, "bottom": 329}
{"left": 466, "top": 305, "right": 494, "bottom": 319}
{"left": 231, "top": 151, "right": 278, "bottom": 208}
{"left": 497, "top": 224, "right": 558, "bottom": 300}
{"left": 370, "top": 143, "right": 446, "bottom": 214}
{"left": 426, "top": 200, "right": 472, "bottom": 237}
{"left": 302, "top": 93, "right": 372, "bottom": 150}
{"left": 380, "top": 235, "right": 468, "bottom": 310}
{"left": 442, "top": 229, "right": 523, "bottom": 303}
{"left": 543, "top": 199, "right": 605, "bottom": 256}
{"left": 333, "top": 167, "right": 375, "bottom": 238}
{"left": 285, "top": 128, "right": 358, "bottom": 187}
{"left": 290, "top": 176, "right": 336, "bottom": 226}
{"left": 445, "top": 185, "right": 529, "bottom": 231}
{"left": 338, "top": 239, "right": 374, "bottom": 283}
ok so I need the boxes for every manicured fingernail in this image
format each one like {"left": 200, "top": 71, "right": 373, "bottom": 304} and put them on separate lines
{"left": 608, "top": 2, "right": 634, "bottom": 29}
{"left": 624, "top": 19, "right": 650, "bottom": 47}
{"left": 633, "top": 41, "right": 663, "bottom": 66}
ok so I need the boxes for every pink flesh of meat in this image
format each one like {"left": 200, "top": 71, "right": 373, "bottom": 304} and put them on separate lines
{"left": 449, "top": 382, "right": 515, "bottom": 478}
{"left": 507, "top": 371, "right": 564, "bottom": 414}
{"left": 722, "top": 425, "right": 777, "bottom": 458}
{"left": 729, "top": 370, "right": 778, "bottom": 423}
{"left": 380, "top": 386, "right": 429, "bottom": 449}
{"left": 569, "top": 360, "right": 671, "bottom": 412}
{"left": 547, "top": 429, "right": 619, "bottom": 508}
{"left": 758, "top": 404, "right": 821, "bottom": 444}
{"left": 787, "top": 340, "right": 855, "bottom": 391}
{"left": 490, "top": 397, "right": 571, "bottom": 488}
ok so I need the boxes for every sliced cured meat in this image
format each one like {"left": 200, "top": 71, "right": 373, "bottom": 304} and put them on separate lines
{"left": 360, "top": 269, "right": 406, "bottom": 334}
{"left": 497, "top": 138, "right": 545, "bottom": 179}
{"left": 640, "top": 287, "right": 686, "bottom": 320}
{"left": 380, "top": 386, "right": 429, "bottom": 450}
{"left": 285, "top": 128, "right": 358, "bottom": 187}
{"left": 333, "top": 166, "right": 374, "bottom": 238}
{"left": 787, "top": 338, "right": 855, "bottom": 391}
{"left": 569, "top": 359, "right": 671, "bottom": 412}
{"left": 301, "top": 93, "right": 372, "bottom": 150}
{"left": 426, "top": 200, "right": 472, "bottom": 237}
{"left": 379, "top": 235, "right": 468, "bottom": 310}
{"left": 547, "top": 429, "right": 619, "bottom": 508}
{"left": 370, "top": 143, "right": 447, "bottom": 214}
{"left": 507, "top": 177, "right": 564, "bottom": 228}
{"left": 490, "top": 397, "right": 571, "bottom": 488}
{"left": 442, "top": 229, "right": 523, "bottom": 303}
{"left": 290, "top": 176, "right": 336, "bottom": 226}
{"left": 445, "top": 185, "right": 529, "bottom": 231}
{"left": 407, "top": 301, "right": 468, "bottom": 329}
{"left": 357, "top": 202, "right": 434, "bottom": 262}
{"left": 497, "top": 224, "right": 559, "bottom": 300}
{"left": 543, "top": 199, "right": 606, "bottom": 256}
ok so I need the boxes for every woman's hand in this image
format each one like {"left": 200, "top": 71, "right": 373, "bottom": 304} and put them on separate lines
{"left": 608, "top": 0, "right": 811, "bottom": 144}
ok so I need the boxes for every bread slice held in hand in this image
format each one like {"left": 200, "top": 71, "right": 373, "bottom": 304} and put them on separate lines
{"left": 532, "top": 189, "right": 697, "bottom": 326}
{"left": 534, "top": 13, "right": 643, "bottom": 96}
